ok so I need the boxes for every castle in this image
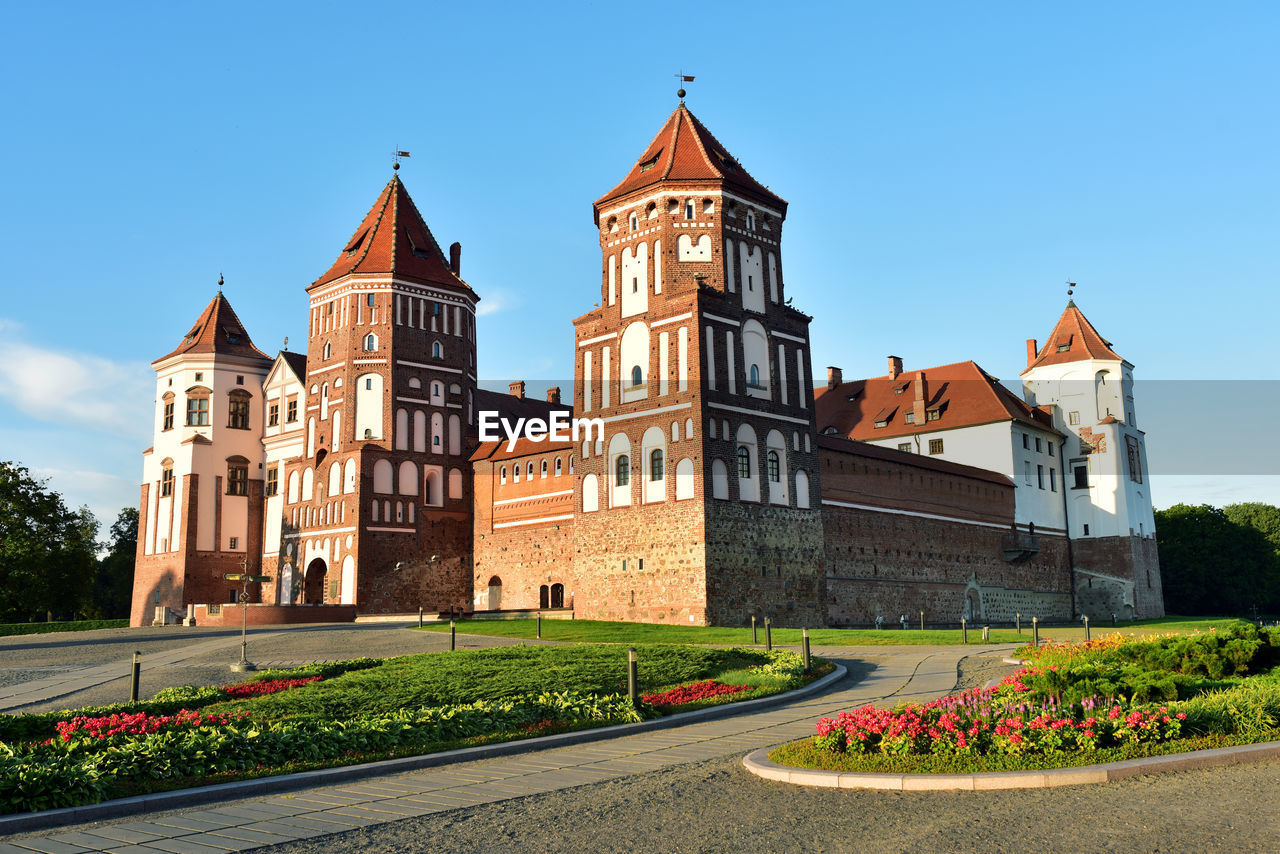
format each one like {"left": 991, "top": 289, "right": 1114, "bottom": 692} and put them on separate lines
{"left": 131, "top": 103, "right": 1163, "bottom": 628}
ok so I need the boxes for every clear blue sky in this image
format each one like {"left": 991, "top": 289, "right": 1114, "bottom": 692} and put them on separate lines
{"left": 1, "top": 1, "right": 1277, "bottom": 528}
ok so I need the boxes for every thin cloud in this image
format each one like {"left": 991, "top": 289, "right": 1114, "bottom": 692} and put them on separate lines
{"left": 0, "top": 328, "right": 152, "bottom": 440}
{"left": 476, "top": 290, "right": 513, "bottom": 317}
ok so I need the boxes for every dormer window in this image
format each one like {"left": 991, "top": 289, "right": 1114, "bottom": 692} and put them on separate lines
{"left": 639, "top": 151, "right": 661, "bottom": 172}
{"left": 873, "top": 419, "right": 888, "bottom": 429}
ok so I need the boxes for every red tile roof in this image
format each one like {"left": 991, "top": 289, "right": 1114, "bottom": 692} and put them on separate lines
{"left": 595, "top": 104, "right": 786, "bottom": 213}
{"left": 470, "top": 388, "right": 576, "bottom": 462}
{"left": 154, "top": 293, "right": 271, "bottom": 364}
{"left": 312, "top": 175, "right": 474, "bottom": 294}
{"left": 1022, "top": 301, "right": 1123, "bottom": 373}
{"left": 817, "top": 433, "right": 1015, "bottom": 488}
{"left": 815, "top": 360, "right": 1059, "bottom": 442}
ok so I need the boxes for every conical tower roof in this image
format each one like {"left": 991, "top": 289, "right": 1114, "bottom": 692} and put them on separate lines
{"left": 312, "top": 174, "right": 472, "bottom": 293}
{"left": 1022, "top": 300, "right": 1125, "bottom": 374}
{"left": 595, "top": 103, "right": 787, "bottom": 216}
{"left": 154, "top": 291, "right": 271, "bottom": 365}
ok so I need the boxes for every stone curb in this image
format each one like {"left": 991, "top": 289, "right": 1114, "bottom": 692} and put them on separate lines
{"left": 742, "top": 738, "right": 1280, "bottom": 790}
{"left": 0, "top": 664, "right": 848, "bottom": 834}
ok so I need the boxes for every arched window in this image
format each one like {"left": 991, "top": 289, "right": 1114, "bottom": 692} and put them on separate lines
{"left": 513, "top": 464, "right": 520, "bottom": 483}
{"left": 616, "top": 455, "right": 630, "bottom": 486}
{"left": 541, "top": 460, "right": 548, "bottom": 478}
{"left": 527, "top": 462, "right": 534, "bottom": 479}
{"left": 500, "top": 465, "right": 507, "bottom": 485}
{"left": 432, "top": 341, "right": 443, "bottom": 359}
{"left": 323, "top": 341, "right": 332, "bottom": 360}
{"left": 160, "top": 459, "right": 174, "bottom": 497}
{"left": 631, "top": 365, "right": 643, "bottom": 387}
{"left": 629, "top": 212, "right": 638, "bottom": 231}
{"left": 569, "top": 455, "right": 575, "bottom": 474}
{"left": 737, "top": 445, "right": 751, "bottom": 479}
{"left": 554, "top": 457, "right": 562, "bottom": 476}
{"left": 749, "top": 364, "right": 761, "bottom": 388}
{"left": 650, "top": 449, "right": 664, "bottom": 481}
{"left": 747, "top": 210, "right": 756, "bottom": 230}
{"left": 684, "top": 200, "right": 694, "bottom": 220}
{"left": 768, "top": 450, "right": 781, "bottom": 482}
{"left": 185, "top": 387, "right": 211, "bottom": 426}
{"left": 363, "top": 333, "right": 377, "bottom": 351}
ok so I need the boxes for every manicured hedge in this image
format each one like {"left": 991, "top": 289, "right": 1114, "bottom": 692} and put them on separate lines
{"left": 0, "top": 620, "right": 128, "bottom": 637}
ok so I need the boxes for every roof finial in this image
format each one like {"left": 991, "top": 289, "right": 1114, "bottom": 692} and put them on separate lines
{"left": 674, "top": 70, "right": 695, "bottom": 101}
{"left": 218, "top": 272, "right": 224, "bottom": 291}
{"left": 1066, "top": 280, "right": 1076, "bottom": 305}
{"left": 283, "top": 336, "right": 289, "bottom": 350}
{"left": 392, "top": 146, "right": 411, "bottom": 172}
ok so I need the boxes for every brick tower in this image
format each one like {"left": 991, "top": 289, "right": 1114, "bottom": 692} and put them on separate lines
{"left": 133, "top": 290, "right": 273, "bottom": 625}
{"left": 274, "top": 173, "right": 479, "bottom": 614}
{"left": 572, "top": 103, "right": 826, "bottom": 626}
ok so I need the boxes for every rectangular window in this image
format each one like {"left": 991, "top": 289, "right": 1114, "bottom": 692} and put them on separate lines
{"left": 1022, "top": 433, "right": 1029, "bottom": 449}
{"left": 229, "top": 537, "right": 238, "bottom": 550}
{"left": 904, "top": 412, "right": 915, "bottom": 424}
{"left": 162, "top": 401, "right": 174, "bottom": 431}
{"left": 897, "top": 442, "right": 912, "bottom": 453}
{"left": 1083, "top": 523, "right": 1090, "bottom": 536}
{"left": 227, "top": 464, "right": 248, "bottom": 496}
{"left": 286, "top": 397, "right": 298, "bottom": 422}
{"left": 926, "top": 409, "right": 940, "bottom": 421}
{"left": 160, "top": 468, "right": 174, "bottom": 498}
{"left": 366, "top": 293, "right": 375, "bottom": 307}
{"left": 1126, "top": 436, "right": 1143, "bottom": 483}
{"left": 228, "top": 395, "right": 250, "bottom": 429}
{"left": 265, "top": 468, "right": 279, "bottom": 496}
{"left": 1069, "top": 411, "right": 1081, "bottom": 425}
{"left": 1073, "top": 464, "right": 1088, "bottom": 490}
{"left": 1050, "top": 468, "right": 1057, "bottom": 492}
{"left": 1037, "top": 464, "right": 1045, "bottom": 489}
{"left": 186, "top": 396, "right": 209, "bottom": 426}
{"left": 1024, "top": 461, "right": 1032, "bottom": 485}
{"left": 268, "top": 402, "right": 279, "bottom": 427}
{"left": 1048, "top": 442, "right": 1055, "bottom": 457}
{"left": 1035, "top": 437, "right": 1042, "bottom": 452}
{"left": 928, "top": 438, "right": 944, "bottom": 455}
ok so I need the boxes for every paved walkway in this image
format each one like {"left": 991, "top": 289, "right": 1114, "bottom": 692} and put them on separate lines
{"left": 0, "top": 644, "right": 1015, "bottom": 854}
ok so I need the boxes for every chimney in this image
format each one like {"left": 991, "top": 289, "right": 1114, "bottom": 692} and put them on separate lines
{"left": 913, "top": 371, "right": 927, "bottom": 426}
{"left": 1026, "top": 338, "right": 1038, "bottom": 368}
{"left": 888, "top": 356, "right": 903, "bottom": 380}
{"left": 449, "top": 241, "right": 462, "bottom": 275}
{"left": 546, "top": 386, "right": 561, "bottom": 405}
{"left": 826, "top": 366, "right": 842, "bottom": 389}
{"left": 509, "top": 380, "right": 525, "bottom": 399}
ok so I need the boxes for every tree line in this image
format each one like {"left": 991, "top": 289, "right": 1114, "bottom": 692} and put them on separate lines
{"left": 0, "top": 461, "right": 135, "bottom": 623}
{"left": 1155, "top": 502, "right": 1280, "bottom": 617}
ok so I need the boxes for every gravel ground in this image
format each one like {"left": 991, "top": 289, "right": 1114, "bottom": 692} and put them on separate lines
{"left": 954, "top": 650, "right": 1019, "bottom": 691}
{"left": 266, "top": 753, "right": 1280, "bottom": 854}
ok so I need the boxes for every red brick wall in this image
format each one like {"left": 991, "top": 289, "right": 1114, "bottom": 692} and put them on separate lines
{"left": 1073, "top": 535, "right": 1165, "bottom": 619}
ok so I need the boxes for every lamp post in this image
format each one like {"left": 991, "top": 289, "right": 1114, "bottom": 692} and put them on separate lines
{"left": 225, "top": 558, "right": 272, "bottom": 672}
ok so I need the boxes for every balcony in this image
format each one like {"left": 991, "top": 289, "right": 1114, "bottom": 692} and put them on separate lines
{"left": 1002, "top": 531, "right": 1040, "bottom": 563}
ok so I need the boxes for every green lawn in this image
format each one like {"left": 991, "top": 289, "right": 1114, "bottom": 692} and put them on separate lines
{"left": 418, "top": 616, "right": 1246, "bottom": 647}
{"left": 0, "top": 618, "right": 128, "bottom": 637}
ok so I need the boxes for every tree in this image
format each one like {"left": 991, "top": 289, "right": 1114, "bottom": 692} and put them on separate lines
{"left": 0, "top": 461, "right": 98, "bottom": 621}
{"left": 88, "top": 507, "right": 138, "bottom": 619}
{"left": 1224, "top": 503, "right": 1280, "bottom": 554}
{"left": 1154, "top": 503, "right": 1280, "bottom": 616}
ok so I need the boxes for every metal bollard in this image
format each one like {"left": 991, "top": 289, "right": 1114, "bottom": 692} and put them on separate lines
{"left": 919, "top": 610, "right": 925, "bottom": 631}
{"left": 1016, "top": 612, "right": 1022, "bottom": 634}
{"left": 765, "top": 617, "right": 772, "bottom": 651}
{"left": 752, "top": 615, "right": 758, "bottom": 644}
{"left": 130, "top": 651, "right": 141, "bottom": 702}
{"left": 1032, "top": 616, "right": 1039, "bottom": 648}
{"left": 450, "top": 619, "right": 456, "bottom": 651}
{"left": 537, "top": 612, "right": 542, "bottom": 639}
{"left": 418, "top": 606, "right": 424, "bottom": 629}
{"left": 961, "top": 617, "right": 968, "bottom": 644}
{"left": 1112, "top": 612, "right": 1117, "bottom": 627}
{"left": 627, "top": 647, "right": 639, "bottom": 709}
{"left": 982, "top": 625, "right": 990, "bottom": 642}
{"left": 1084, "top": 615, "right": 1090, "bottom": 641}
{"left": 801, "top": 628, "right": 811, "bottom": 673}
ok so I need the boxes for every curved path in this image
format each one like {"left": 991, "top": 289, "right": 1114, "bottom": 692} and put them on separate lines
{"left": 0, "top": 643, "right": 1001, "bottom": 853}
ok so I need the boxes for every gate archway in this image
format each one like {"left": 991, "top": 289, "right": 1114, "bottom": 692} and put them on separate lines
{"left": 304, "top": 558, "right": 327, "bottom": 604}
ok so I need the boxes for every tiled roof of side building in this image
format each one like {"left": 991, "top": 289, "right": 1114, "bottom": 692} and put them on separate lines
{"left": 470, "top": 388, "right": 576, "bottom": 462}
{"left": 594, "top": 104, "right": 787, "bottom": 214}
{"left": 154, "top": 292, "right": 272, "bottom": 364}
{"left": 312, "top": 174, "right": 475, "bottom": 294}
{"left": 279, "top": 350, "right": 308, "bottom": 381}
{"left": 815, "top": 360, "right": 1061, "bottom": 442}
{"left": 1022, "top": 300, "right": 1125, "bottom": 373}
{"left": 817, "top": 434, "right": 1015, "bottom": 488}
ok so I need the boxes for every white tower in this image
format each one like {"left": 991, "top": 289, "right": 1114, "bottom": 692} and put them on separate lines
{"left": 1021, "top": 299, "right": 1163, "bottom": 618}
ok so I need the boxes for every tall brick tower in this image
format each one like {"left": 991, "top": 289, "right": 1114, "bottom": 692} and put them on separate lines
{"left": 572, "top": 102, "right": 825, "bottom": 626}
{"left": 276, "top": 173, "right": 479, "bottom": 614}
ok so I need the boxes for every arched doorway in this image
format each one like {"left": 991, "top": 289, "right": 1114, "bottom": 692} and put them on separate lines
{"left": 539, "top": 585, "right": 550, "bottom": 609}
{"left": 487, "top": 576, "right": 502, "bottom": 610}
{"left": 304, "top": 558, "right": 327, "bottom": 604}
{"left": 550, "top": 583, "right": 565, "bottom": 609}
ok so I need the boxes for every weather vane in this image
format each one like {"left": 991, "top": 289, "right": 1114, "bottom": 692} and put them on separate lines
{"left": 674, "top": 71, "right": 695, "bottom": 100}
{"left": 218, "top": 272, "right": 224, "bottom": 291}
{"left": 392, "top": 147, "right": 411, "bottom": 171}
{"left": 1067, "top": 280, "right": 1076, "bottom": 300}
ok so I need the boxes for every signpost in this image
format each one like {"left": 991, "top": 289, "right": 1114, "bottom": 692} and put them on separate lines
{"left": 225, "top": 566, "right": 272, "bottom": 672}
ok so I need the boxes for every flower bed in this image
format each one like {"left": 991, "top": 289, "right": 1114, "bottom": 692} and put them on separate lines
{"left": 221, "top": 676, "right": 321, "bottom": 699}
{"left": 644, "top": 680, "right": 751, "bottom": 707}
{"left": 55, "top": 709, "right": 247, "bottom": 741}
{"left": 775, "top": 625, "right": 1280, "bottom": 774}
